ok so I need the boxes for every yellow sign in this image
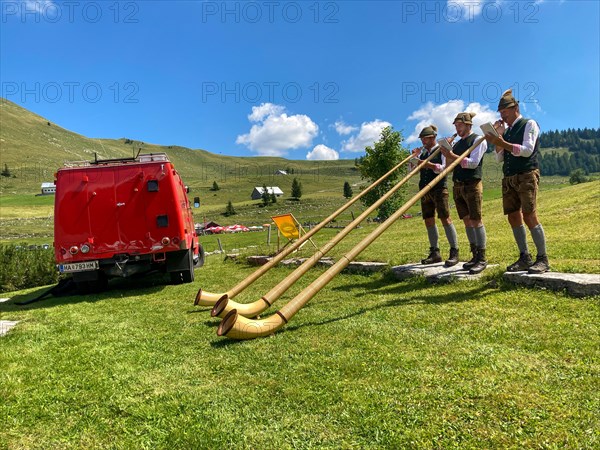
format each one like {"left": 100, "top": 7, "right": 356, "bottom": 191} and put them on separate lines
{"left": 272, "top": 214, "right": 299, "bottom": 240}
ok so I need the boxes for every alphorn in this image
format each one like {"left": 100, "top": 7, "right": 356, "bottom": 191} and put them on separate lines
{"left": 217, "top": 135, "right": 485, "bottom": 339}
{"left": 211, "top": 144, "right": 449, "bottom": 319}
{"left": 194, "top": 151, "right": 416, "bottom": 306}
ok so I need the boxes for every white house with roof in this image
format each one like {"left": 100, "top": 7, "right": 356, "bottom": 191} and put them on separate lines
{"left": 251, "top": 186, "right": 284, "bottom": 200}
{"left": 40, "top": 182, "right": 56, "bottom": 195}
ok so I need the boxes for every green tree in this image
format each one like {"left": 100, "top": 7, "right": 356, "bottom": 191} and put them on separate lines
{"left": 356, "top": 126, "right": 408, "bottom": 220}
{"left": 270, "top": 192, "right": 277, "bottom": 203}
{"left": 343, "top": 181, "right": 353, "bottom": 199}
{"left": 569, "top": 169, "right": 588, "bottom": 185}
{"left": 211, "top": 181, "right": 220, "bottom": 191}
{"left": 1, "top": 164, "right": 11, "bottom": 178}
{"left": 291, "top": 177, "right": 303, "bottom": 199}
{"left": 224, "top": 200, "right": 236, "bottom": 216}
{"left": 261, "top": 184, "right": 270, "bottom": 206}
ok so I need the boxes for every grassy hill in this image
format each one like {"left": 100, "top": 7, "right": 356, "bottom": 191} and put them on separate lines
{"left": 0, "top": 98, "right": 362, "bottom": 206}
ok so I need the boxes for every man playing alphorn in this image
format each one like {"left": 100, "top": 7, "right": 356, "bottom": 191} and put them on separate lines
{"left": 484, "top": 89, "right": 550, "bottom": 274}
{"left": 411, "top": 125, "right": 460, "bottom": 267}
{"left": 439, "top": 112, "right": 489, "bottom": 274}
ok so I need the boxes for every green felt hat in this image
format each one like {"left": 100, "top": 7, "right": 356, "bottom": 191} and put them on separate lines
{"left": 419, "top": 124, "right": 438, "bottom": 138}
{"left": 453, "top": 112, "right": 476, "bottom": 125}
{"left": 497, "top": 88, "right": 519, "bottom": 110}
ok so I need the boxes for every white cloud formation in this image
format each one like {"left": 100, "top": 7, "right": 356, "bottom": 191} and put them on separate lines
{"left": 248, "top": 103, "right": 285, "bottom": 122}
{"left": 447, "top": 0, "right": 484, "bottom": 19}
{"left": 333, "top": 120, "right": 358, "bottom": 136}
{"left": 306, "top": 144, "right": 339, "bottom": 161}
{"left": 236, "top": 103, "right": 319, "bottom": 157}
{"left": 24, "top": 0, "right": 57, "bottom": 14}
{"left": 342, "top": 119, "right": 391, "bottom": 152}
{"left": 406, "top": 100, "right": 498, "bottom": 144}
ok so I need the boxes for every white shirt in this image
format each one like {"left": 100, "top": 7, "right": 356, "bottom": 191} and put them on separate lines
{"left": 494, "top": 115, "right": 540, "bottom": 162}
{"left": 433, "top": 132, "right": 487, "bottom": 173}
{"left": 409, "top": 144, "right": 439, "bottom": 170}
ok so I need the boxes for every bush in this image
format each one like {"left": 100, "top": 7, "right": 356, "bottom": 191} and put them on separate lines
{"left": 224, "top": 200, "right": 236, "bottom": 216}
{"left": 0, "top": 244, "right": 59, "bottom": 292}
{"left": 291, "top": 177, "right": 303, "bottom": 199}
{"left": 569, "top": 169, "right": 588, "bottom": 185}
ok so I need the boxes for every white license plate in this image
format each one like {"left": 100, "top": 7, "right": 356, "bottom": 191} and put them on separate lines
{"left": 59, "top": 261, "right": 99, "bottom": 273}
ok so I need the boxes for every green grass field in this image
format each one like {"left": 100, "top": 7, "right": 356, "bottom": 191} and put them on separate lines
{"left": 1, "top": 181, "right": 599, "bottom": 449}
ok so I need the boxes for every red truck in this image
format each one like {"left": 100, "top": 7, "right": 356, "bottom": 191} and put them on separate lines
{"left": 54, "top": 153, "right": 203, "bottom": 291}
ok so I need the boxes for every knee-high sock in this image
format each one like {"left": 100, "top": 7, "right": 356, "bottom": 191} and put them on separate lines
{"left": 426, "top": 225, "right": 439, "bottom": 248}
{"left": 474, "top": 225, "right": 487, "bottom": 249}
{"left": 465, "top": 226, "right": 476, "bottom": 247}
{"left": 530, "top": 224, "right": 547, "bottom": 256}
{"left": 443, "top": 223, "right": 458, "bottom": 249}
{"left": 512, "top": 224, "right": 529, "bottom": 254}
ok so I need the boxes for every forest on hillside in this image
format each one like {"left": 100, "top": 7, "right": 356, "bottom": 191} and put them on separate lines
{"left": 539, "top": 128, "right": 600, "bottom": 176}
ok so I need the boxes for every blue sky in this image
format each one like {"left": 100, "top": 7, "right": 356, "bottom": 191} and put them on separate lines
{"left": 1, "top": 0, "right": 599, "bottom": 160}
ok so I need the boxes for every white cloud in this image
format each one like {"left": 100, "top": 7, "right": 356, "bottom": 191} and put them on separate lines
{"left": 342, "top": 120, "right": 391, "bottom": 153}
{"left": 333, "top": 120, "right": 358, "bottom": 136}
{"left": 248, "top": 103, "right": 285, "bottom": 122}
{"left": 23, "top": 0, "right": 57, "bottom": 14}
{"left": 306, "top": 144, "right": 339, "bottom": 161}
{"left": 447, "top": 0, "right": 484, "bottom": 19}
{"left": 236, "top": 103, "right": 319, "bottom": 157}
{"left": 406, "top": 100, "right": 498, "bottom": 144}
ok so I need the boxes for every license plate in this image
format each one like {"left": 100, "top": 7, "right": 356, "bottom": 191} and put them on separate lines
{"left": 59, "top": 260, "right": 99, "bottom": 273}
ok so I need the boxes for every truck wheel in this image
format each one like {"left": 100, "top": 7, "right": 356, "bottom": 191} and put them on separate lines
{"left": 182, "top": 248, "right": 195, "bottom": 283}
{"left": 171, "top": 249, "right": 194, "bottom": 284}
{"left": 194, "top": 245, "right": 205, "bottom": 268}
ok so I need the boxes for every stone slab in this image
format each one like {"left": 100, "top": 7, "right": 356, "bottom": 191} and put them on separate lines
{"left": 343, "top": 261, "right": 389, "bottom": 274}
{"left": 247, "top": 255, "right": 272, "bottom": 266}
{"left": 503, "top": 271, "right": 600, "bottom": 298}
{"left": 0, "top": 297, "right": 11, "bottom": 303}
{"left": 391, "top": 261, "right": 497, "bottom": 283}
{"left": 280, "top": 257, "right": 335, "bottom": 268}
{"left": 0, "top": 320, "right": 19, "bottom": 337}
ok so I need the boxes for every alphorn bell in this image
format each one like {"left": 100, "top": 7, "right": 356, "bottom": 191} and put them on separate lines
{"left": 218, "top": 135, "right": 484, "bottom": 339}
{"left": 211, "top": 142, "right": 452, "bottom": 320}
{"left": 194, "top": 150, "right": 417, "bottom": 306}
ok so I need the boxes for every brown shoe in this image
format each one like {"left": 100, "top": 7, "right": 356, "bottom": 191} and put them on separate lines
{"left": 528, "top": 254, "right": 550, "bottom": 274}
{"left": 506, "top": 252, "right": 534, "bottom": 272}
{"left": 469, "top": 248, "right": 488, "bottom": 274}
{"left": 421, "top": 247, "right": 442, "bottom": 265}
{"left": 445, "top": 248, "right": 459, "bottom": 267}
{"left": 462, "top": 243, "right": 478, "bottom": 270}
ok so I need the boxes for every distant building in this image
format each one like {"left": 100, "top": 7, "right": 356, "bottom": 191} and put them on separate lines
{"left": 251, "top": 186, "right": 284, "bottom": 200}
{"left": 41, "top": 182, "right": 56, "bottom": 195}
{"left": 195, "top": 221, "right": 221, "bottom": 234}
{"left": 274, "top": 170, "right": 288, "bottom": 175}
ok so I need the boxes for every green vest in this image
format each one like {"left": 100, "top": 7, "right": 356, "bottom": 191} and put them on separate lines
{"left": 418, "top": 146, "right": 447, "bottom": 190}
{"left": 502, "top": 117, "right": 540, "bottom": 176}
{"left": 452, "top": 133, "right": 483, "bottom": 182}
